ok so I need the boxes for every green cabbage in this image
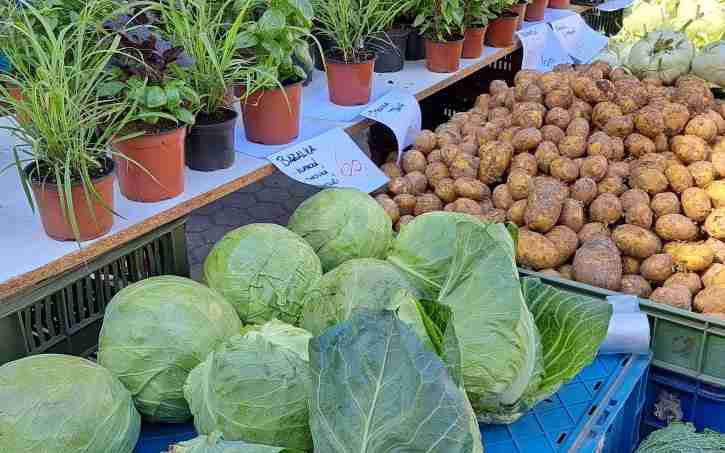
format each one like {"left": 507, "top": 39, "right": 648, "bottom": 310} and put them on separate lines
{"left": 98, "top": 276, "right": 242, "bottom": 423}
{"left": 676, "top": 0, "right": 725, "bottom": 50}
{"left": 203, "top": 223, "right": 322, "bottom": 325}
{"left": 184, "top": 320, "right": 313, "bottom": 450}
{"left": 636, "top": 422, "right": 725, "bottom": 452}
{"left": 628, "top": 30, "right": 695, "bottom": 84}
{"left": 693, "top": 41, "right": 725, "bottom": 87}
{"left": 0, "top": 354, "right": 140, "bottom": 453}
{"left": 288, "top": 188, "right": 393, "bottom": 272}
{"left": 167, "top": 432, "right": 304, "bottom": 453}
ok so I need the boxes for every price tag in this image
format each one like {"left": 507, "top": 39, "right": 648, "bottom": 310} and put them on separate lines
{"left": 517, "top": 23, "right": 573, "bottom": 71}
{"left": 550, "top": 13, "right": 608, "bottom": 63}
{"left": 361, "top": 90, "right": 422, "bottom": 160}
{"left": 268, "top": 128, "right": 389, "bottom": 193}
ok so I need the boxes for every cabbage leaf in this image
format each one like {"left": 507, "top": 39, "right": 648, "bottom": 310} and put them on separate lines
{"left": 166, "top": 432, "right": 304, "bottom": 453}
{"left": 635, "top": 422, "right": 725, "bottom": 452}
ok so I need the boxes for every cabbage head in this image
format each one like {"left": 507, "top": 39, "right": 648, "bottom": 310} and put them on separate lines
{"left": 185, "top": 320, "right": 313, "bottom": 450}
{"left": 166, "top": 432, "right": 304, "bottom": 453}
{"left": 621, "top": 0, "right": 670, "bottom": 38}
{"left": 0, "top": 354, "right": 140, "bottom": 453}
{"left": 288, "top": 188, "right": 393, "bottom": 272}
{"left": 204, "top": 223, "right": 322, "bottom": 324}
{"left": 676, "top": 0, "right": 725, "bottom": 49}
{"left": 635, "top": 422, "right": 725, "bottom": 453}
{"left": 98, "top": 276, "right": 242, "bottom": 423}
{"left": 628, "top": 30, "right": 695, "bottom": 84}
{"left": 693, "top": 41, "right": 725, "bottom": 87}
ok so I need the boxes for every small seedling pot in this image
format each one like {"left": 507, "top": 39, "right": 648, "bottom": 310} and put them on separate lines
{"left": 26, "top": 159, "right": 115, "bottom": 241}
{"left": 113, "top": 127, "right": 186, "bottom": 202}
{"left": 425, "top": 38, "right": 464, "bottom": 73}
{"left": 406, "top": 29, "right": 427, "bottom": 61}
{"left": 525, "top": 0, "right": 550, "bottom": 21}
{"left": 186, "top": 109, "right": 237, "bottom": 171}
{"left": 486, "top": 13, "right": 519, "bottom": 48}
{"left": 549, "top": 0, "right": 571, "bottom": 9}
{"left": 462, "top": 27, "right": 488, "bottom": 59}
{"left": 325, "top": 51, "right": 376, "bottom": 106}
{"left": 372, "top": 28, "right": 410, "bottom": 73}
{"left": 509, "top": 1, "right": 528, "bottom": 29}
{"left": 241, "top": 81, "right": 302, "bottom": 145}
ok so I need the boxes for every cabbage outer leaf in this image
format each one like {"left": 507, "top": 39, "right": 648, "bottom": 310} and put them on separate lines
{"left": 167, "top": 432, "right": 304, "bottom": 453}
{"left": 636, "top": 422, "right": 725, "bottom": 452}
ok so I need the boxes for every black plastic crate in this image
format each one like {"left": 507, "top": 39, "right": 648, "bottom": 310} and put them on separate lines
{"left": 582, "top": 8, "right": 624, "bottom": 37}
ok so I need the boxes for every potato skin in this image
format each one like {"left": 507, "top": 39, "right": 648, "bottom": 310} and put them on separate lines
{"left": 517, "top": 229, "right": 562, "bottom": 270}
{"left": 632, "top": 167, "right": 669, "bottom": 195}
{"left": 566, "top": 117, "right": 590, "bottom": 138}
{"left": 665, "top": 164, "right": 694, "bottom": 194}
{"left": 702, "top": 263, "right": 725, "bottom": 288}
{"left": 425, "top": 162, "right": 450, "bottom": 187}
{"left": 625, "top": 133, "right": 656, "bottom": 158}
{"left": 689, "top": 161, "right": 716, "bottom": 188}
{"left": 634, "top": 107, "right": 666, "bottom": 138}
{"left": 651, "top": 192, "right": 682, "bottom": 217}
{"left": 508, "top": 169, "right": 532, "bottom": 200}
{"left": 559, "top": 135, "right": 587, "bottom": 158}
{"left": 525, "top": 177, "right": 567, "bottom": 233}
{"left": 395, "top": 215, "right": 415, "bottom": 232}
{"left": 682, "top": 187, "right": 712, "bottom": 222}
{"left": 478, "top": 141, "right": 514, "bottom": 184}
{"left": 507, "top": 199, "right": 528, "bottom": 226}
{"left": 598, "top": 176, "right": 628, "bottom": 196}
{"left": 434, "top": 178, "right": 457, "bottom": 203}
{"left": 578, "top": 222, "right": 610, "bottom": 243}
{"left": 550, "top": 157, "right": 580, "bottom": 182}
{"left": 541, "top": 125, "right": 565, "bottom": 144}
{"left": 640, "top": 254, "right": 674, "bottom": 282}
{"left": 706, "top": 181, "right": 725, "bottom": 208}
{"left": 665, "top": 241, "right": 715, "bottom": 273}
{"left": 414, "top": 130, "right": 438, "bottom": 154}
{"left": 590, "top": 193, "right": 623, "bottom": 225}
{"left": 546, "top": 225, "right": 579, "bottom": 266}
{"left": 621, "top": 189, "right": 651, "bottom": 212}
{"left": 651, "top": 286, "right": 692, "bottom": 311}
{"left": 625, "top": 204, "right": 654, "bottom": 229}
{"left": 381, "top": 162, "right": 403, "bottom": 179}
{"left": 414, "top": 193, "right": 444, "bottom": 215}
{"left": 559, "top": 199, "right": 585, "bottom": 232}
{"left": 573, "top": 238, "right": 622, "bottom": 291}
{"left": 512, "top": 127, "right": 543, "bottom": 152}
{"left": 671, "top": 135, "right": 710, "bottom": 164}
{"left": 402, "top": 150, "right": 427, "bottom": 173}
{"left": 655, "top": 214, "right": 699, "bottom": 241}
{"left": 580, "top": 156, "right": 608, "bottom": 182}
{"left": 704, "top": 208, "right": 725, "bottom": 239}
{"left": 664, "top": 273, "right": 703, "bottom": 296}
{"left": 685, "top": 114, "right": 718, "bottom": 142}
{"left": 621, "top": 275, "right": 653, "bottom": 297}
{"left": 492, "top": 184, "right": 514, "bottom": 210}
{"left": 511, "top": 153, "right": 539, "bottom": 176}
{"left": 694, "top": 286, "right": 725, "bottom": 314}
{"left": 535, "top": 141, "right": 560, "bottom": 174}
{"left": 612, "top": 224, "right": 662, "bottom": 259}
{"left": 454, "top": 177, "right": 490, "bottom": 201}
{"left": 605, "top": 115, "right": 634, "bottom": 138}
{"left": 394, "top": 194, "right": 417, "bottom": 216}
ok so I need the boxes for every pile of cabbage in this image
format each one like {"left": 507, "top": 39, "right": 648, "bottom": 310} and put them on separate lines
{"left": 0, "top": 188, "right": 613, "bottom": 453}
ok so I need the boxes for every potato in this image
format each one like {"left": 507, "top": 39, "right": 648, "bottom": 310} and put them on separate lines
{"left": 558, "top": 264, "right": 574, "bottom": 280}
{"left": 514, "top": 109, "right": 544, "bottom": 129}
{"left": 623, "top": 256, "right": 641, "bottom": 275}
{"left": 706, "top": 181, "right": 725, "bottom": 208}
{"left": 517, "top": 229, "right": 561, "bottom": 270}
{"left": 653, "top": 134, "right": 669, "bottom": 154}
{"left": 573, "top": 238, "right": 622, "bottom": 291}
{"left": 694, "top": 286, "right": 725, "bottom": 314}
{"left": 394, "top": 215, "right": 414, "bottom": 232}
{"left": 514, "top": 70, "right": 542, "bottom": 87}
{"left": 479, "top": 198, "right": 494, "bottom": 213}
{"left": 445, "top": 198, "right": 483, "bottom": 215}
{"left": 376, "top": 194, "right": 400, "bottom": 223}
{"left": 621, "top": 189, "right": 651, "bottom": 212}
{"left": 707, "top": 237, "right": 725, "bottom": 263}
{"left": 656, "top": 214, "right": 699, "bottom": 241}
{"left": 492, "top": 184, "right": 514, "bottom": 210}
{"left": 634, "top": 107, "right": 666, "bottom": 138}
{"left": 477, "top": 208, "right": 507, "bottom": 223}
{"left": 607, "top": 161, "right": 630, "bottom": 180}
{"left": 651, "top": 286, "right": 692, "bottom": 311}
{"left": 414, "top": 193, "right": 443, "bottom": 215}
{"left": 381, "top": 162, "right": 403, "bottom": 179}
{"left": 681, "top": 187, "right": 712, "bottom": 222}
{"left": 474, "top": 93, "right": 491, "bottom": 111}
{"left": 587, "top": 132, "right": 614, "bottom": 160}
{"left": 450, "top": 112, "right": 471, "bottom": 127}
{"left": 478, "top": 141, "right": 514, "bottom": 184}
{"left": 425, "top": 162, "right": 450, "bottom": 187}
{"left": 580, "top": 156, "right": 608, "bottom": 182}
{"left": 512, "top": 128, "right": 543, "bottom": 152}
{"left": 507, "top": 199, "right": 528, "bottom": 226}
{"left": 508, "top": 169, "right": 532, "bottom": 200}
{"left": 611, "top": 136, "right": 626, "bottom": 161}
{"left": 664, "top": 273, "right": 702, "bottom": 296}
{"left": 604, "top": 115, "right": 634, "bottom": 138}
{"left": 401, "top": 150, "right": 426, "bottom": 173}
{"left": 625, "top": 203, "right": 654, "bottom": 229}
{"left": 689, "top": 161, "right": 715, "bottom": 189}
{"left": 541, "top": 125, "right": 565, "bottom": 144}
{"left": 592, "top": 102, "right": 623, "bottom": 130}
{"left": 394, "top": 194, "right": 417, "bottom": 216}
{"left": 571, "top": 177, "right": 598, "bottom": 205}
{"left": 685, "top": 114, "right": 718, "bottom": 142}
{"left": 489, "top": 79, "right": 509, "bottom": 96}
{"left": 511, "top": 153, "right": 538, "bottom": 177}
{"left": 389, "top": 176, "right": 412, "bottom": 195}
{"left": 427, "top": 149, "right": 443, "bottom": 164}
{"left": 665, "top": 241, "right": 714, "bottom": 272}
{"left": 711, "top": 151, "right": 725, "bottom": 178}
{"left": 525, "top": 177, "right": 567, "bottom": 233}
{"left": 558, "top": 135, "right": 587, "bottom": 158}
{"left": 449, "top": 156, "right": 478, "bottom": 179}
{"left": 598, "top": 176, "right": 627, "bottom": 196}
{"left": 545, "top": 107, "right": 571, "bottom": 129}
{"left": 578, "top": 222, "right": 610, "bottom": 242}
{"left": 566, "top": 118, "right": 590, "bottom": 138}
{"left": 559, "top": 198, "right": 585, "bottom": 232}
{"left": 624, "top": 133, "right": 656, "bottom": 158}
{"left": 588, "top": 193, "right": 622, "bottom": 225}
{"left": 632, "top": 168, "right": 668, "bottom": 195}
{"left": 434, "top": 178, "right": 457, "bottom": 203}
{"left": 569, "top": 98, "right": 594, "bottom": 120}
{"left": 702, "top": 263, "right": 725, "bottom": 288}
{"left": 539, "top": 72, "right": 566, "bottom": 92}
{"left": 476, "top": 123, "right": 501, "bottom": 144}
{"left": 621, "top": 275, "right": 653, "bottom": 297}
{"left": 651, "top": 192, "right": 681, "bottom": 218}
{"left": 546, "top": 88, "right": 574, "bottom": 109}
{"left": 704, "top": 208, "right": 725, "bottom": 239}
{"left": 499, "top": 126, "right": 523, "bottom": 144}
{"left": 549, "top": 157, "right": 578, "bottom": 183}
{"left": 454, "top": 177, "right": 489, "bottom": 201}
{"left": 706, "top": 109, "right": 725, "bottom": 134}
{"left": 546, "top": 225, "right": 579, "bottom": 266}
{"left": 612, "top": 224, "right": 662, "bottom": 259}
{"left": 671, "top": 135, "right": 710, "bottom": 164}
{"left": 662, "top": 102, "right": 690, "bottom": 136}
{"left": 414, "top": 130, "right": 437, "bottom": 154}
{"left": 440, "top": 144, "right": 461, "bottom": 166}
{"left": 665, "top": 164, "right": 694, "bottom": 194}
{"left": 640, "top": 253, "right": 674, "bottom": 282}
{"left": 534, "top": 141, "right": 560, "bottom": 174}
{"left": 632, "top": 153, "right": 667, "bottom": 174}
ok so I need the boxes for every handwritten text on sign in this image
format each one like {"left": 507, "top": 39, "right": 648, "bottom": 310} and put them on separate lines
{"left": 268, "top": 128, "right": 389, "bottom": 193}
{"left": 516, "top": 23, "right": 573, "bottom": 71}
{"left": 361, "top": 90, "right": 422, "bottom": 161}
{"left": 550, "top": 13, "right": 608, "bottom": 63}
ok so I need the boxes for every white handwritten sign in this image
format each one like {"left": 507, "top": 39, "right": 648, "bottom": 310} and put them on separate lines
{"left": 268, "top": 128, "right": 389, "bottom": 193}
{"left": 360, "top": 90, "right": 422, "bottom": 160}
{"left": 550, "top": 13, "right": 608, "bottom": 63}
{"left": 517, "top": 23, "right": 573, "bottom": 71}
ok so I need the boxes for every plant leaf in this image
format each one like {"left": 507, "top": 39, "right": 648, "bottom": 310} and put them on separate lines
{"left": 258, "top": 9, "right": 286, "bottom": 31}
{"left": 145, "top": 86, "right": 167, "bottom": 108}
{"left": 97, "top": 81, "right": 126, "bottom": 97}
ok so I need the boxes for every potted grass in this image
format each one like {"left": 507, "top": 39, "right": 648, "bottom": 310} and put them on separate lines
{"left": 462, "top": 0, "right": 496, "bottom": 59}
{"left": 313, "top": 0, "right": 412, "bottom": 106}
{"left": 414, "top": 0, "right": 466, "bottom": 73}
{"left": 486, "top": 0, "right": 519, "bottom": 48}
{"left": 0, "top": 1, "right": 139, "bottom": 242}
{"left": 237, "top": 0, "right": 314, "bottom": 145}
{"left": 368, "top": 11, "right": 414, "bottom": 73}
{"left": 160, "top": 0, "right": 257, "bottom": 171}
{"left": 100, "top": 9, "right": 199, "bottom": 202}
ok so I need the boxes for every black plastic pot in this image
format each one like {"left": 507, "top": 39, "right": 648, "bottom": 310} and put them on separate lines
{"left": 186, "top": 109, "right": 237, "bottom": 171}
{"left": 370, "top": 28, "right": 410, "bottom": 73}
{"left": 406, "top": 29, "right": 426, "bottom": 61}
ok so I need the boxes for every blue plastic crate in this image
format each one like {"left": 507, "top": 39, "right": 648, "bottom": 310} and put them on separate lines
{"left": 640, "top": 366, "right": 725, "bottom": 442}
{"left": 481, "top": 354, "right": 651, "bottom": 453}
{"left": 134, "top": 422, "right": 196, "bottom": 453}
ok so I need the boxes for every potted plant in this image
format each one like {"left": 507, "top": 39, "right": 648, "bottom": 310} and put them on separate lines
{"left": 369, "top": 12, "right": 413, "bottom": 73}
{"left": 525, "top": 0, "right": 549, "bottom": 21}
{"left": 462, "top": 0, "right": 496, "bottom": 59}
{"left": 415, "top": 0, "right": 466, "bottom": 73}
{"left": 549, "top": 0, "right": 570, "bottom": 9}
{"left": 237, "top": 0, "right": 314, "bottom": 145}
{"left": 160, "top": 0, "right": 257, "bottom": 171}
{"left": 486, "top": 0, "right": 519, "bottom": 48}
{"left": 0, "top": 2, "right": 139, "bottom": 241}
{"left": 509, "top": 0, "right": 528, "bottom": 29}
{"left": 100, "top": 9, "right": 199, "bottom": 202}
{"left": 313, "top": 0, "right": 412, "bottom": 106}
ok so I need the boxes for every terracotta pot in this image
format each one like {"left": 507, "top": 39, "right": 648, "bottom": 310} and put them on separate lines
{"left": 242, "top": 82, "right": 301, "bottom": 145}
{"left": 486, "top": 14, "right": 519, "bottom": 48}
{"left": 113, "top": 127, "right": 186, "bottom": 202}
{"left": 425, "top": 39, "right": 464, "bottom": 73}
{"left": 549, "top": 0, "right": 570, "bottom": 8}
{"left": 525, "top": 0, "right": 550, "bottom": 21}
{"left": 27, "top": 160, "right": 115, "bottom": 241}
{"left": 462, "top": 27, "right": 488, "bottom": 59}
{"left": 325, "top": 53, "right": 376, "bottom": 106}
{"left": 508, "top": 2, "right": 528, "bottom": 30}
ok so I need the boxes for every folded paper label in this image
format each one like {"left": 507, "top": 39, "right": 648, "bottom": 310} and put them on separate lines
{"left": 600, "top": 295, "right": 651, "bottom": 355}
{"left": 550, "top": 13, "right": 609, "bottom": 63}
{"left": 361, "top": 90, "right": 422, "bottom": 162}
{"left": 517, "top": 23, "right": 573, "bottom": 71}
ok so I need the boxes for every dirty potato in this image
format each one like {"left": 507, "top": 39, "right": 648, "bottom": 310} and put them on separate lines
{"left": 590, "top": 193, "right": 623, "bottom": 225}
{"left": 559, "top": 198, "right": 586, "bottom": 232}
{"left": 525, "top": 176, "right": 568, "bottom": 233}
{"left": 651, "top": 192, "right": 682, "bottom": 217}
{"left": 640, "top": 253, "right": 674, "bottom": 282}
{"left": 613, "top": 224, "right": 662, "bottom": 259}
{"left": 682, "top": 187, "right": 712, "bottom": 222}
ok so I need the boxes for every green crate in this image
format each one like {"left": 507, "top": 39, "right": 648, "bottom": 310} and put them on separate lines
{"left": 0, "top": 218, "right": 189, "bottom": 365}
{"left": 519, "top": 268, "right": 725, "bottom": 388}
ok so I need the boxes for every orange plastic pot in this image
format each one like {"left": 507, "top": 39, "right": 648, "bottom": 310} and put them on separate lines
{"left": 425, "top": 39, "right": 464, "bottom": 73}
{"left": 486, "top": 14, "right": 519, "bottom": 48}
{"left": 525, "top": 0, "right": 550, "bottom": 21}
{"left": 27, "top": 160, "right": 115, "bottom": 241}
{"left": 462, "top": 27, "right": 488, "bottom": 59}
{"left": 508, "top": 2, "right": 527, "bottom": 29}
{"left": 549, "top": 0, "right": 570, "bottom": 8}
{"left": 113, "top": 127, "right": 186, "bottom": 202}
{"left": 242, "top": 82, "right": 302, "bottom": 145}
{"left": 326, "top": 53, "right": 376, "bottom": 106}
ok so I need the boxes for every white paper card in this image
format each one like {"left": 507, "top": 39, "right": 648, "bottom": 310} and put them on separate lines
{"left": 268, "top": 128, "right": 389, "bottom": 193}
{"left": 517, "top": 23, "right": 573, "bottom": 71}
{"left": 598, "top": 0, "right": 634, "bottom": 12}
{"left": 599, "top": 295, "right": 651, "bottom": 355}
{"left": 361, "top": 90, "right": 422, "bottom": 159}
{"left": 550, "top": 13, "right": 608, "bottom": 63}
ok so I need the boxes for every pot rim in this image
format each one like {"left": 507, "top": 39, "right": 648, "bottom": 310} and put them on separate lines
{"left": 193, "top": 108, "right": 238, "bottom": 128}
{"left": 496, "top": 11, "right": 519, "bottom": 19}
{"left": 424, "top": 37, "right": 465, "bottom": 44}
{"left": 324, "top": 48, "right": 377, "bottom": 65}
{"left": 24, "top": 156, "right": 115, "bottom": 191}
{"left": 118, "top": 125, "right": 188, "bottom": 142}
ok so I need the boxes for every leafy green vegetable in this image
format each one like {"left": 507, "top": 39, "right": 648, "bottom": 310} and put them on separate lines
{"left": 308, "top": 310, "right": 483, "bottom": 453}
{"left": 185, "top": 320, "right": 313, "bottom": 450}
{"left": 288, "top": 188, "right": 393, "bottom": 272}
{"left": 203, "top": 223, "right": 322, "bottom": 325}
{"left": 635, "top": 422, "right": 725, "bottom": 452}
{"left": 0, "top": 354, "right": 140, "bottom": 453}
{"left": 675, "top": 0, "right": 725, "bottom": 50}
{"left": 166, "top": 432, "right": 304, "bottom": 453}
{"left": 693, "top": 41, "right": 725, "bottom": 87}
{"left": 98, "top": 276, "right": 242, "bottom": 423}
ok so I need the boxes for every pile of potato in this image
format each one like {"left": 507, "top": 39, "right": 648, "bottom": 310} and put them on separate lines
{"left": 375, "top": 63, "right": 725, "bottom": 319}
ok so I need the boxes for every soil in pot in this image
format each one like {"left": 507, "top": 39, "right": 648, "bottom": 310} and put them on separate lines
{"left": 370, "top": 28, "right": 410, "bottom": 73}
{"left": 549, "top": 0, "right": 570, "bottom": 8}
{"left": 26, "top": 158, "right": 115, "bottom": 241}
{"left": 241, "top": 80, "right": 302, "bottom": 145}
{"left": 525, "top": 0, "right": 550, "bottom": 21}
{"left": 486, "top": 13, "right": 519, "bottom": 48}
{"left": 113, "top": 126, "right": 186, "bottom": 202}
{"left": 462, "top": 27, "right": 487, "bottom": 59}
{"left": 186, "top": 109, "right": 237, "bottom": 171}
{"left": 509, "top": 1, "right": 528, "bottom": 30}
{"left": 325, "top": 50, "right": 376, "bottom": 106}
{"left": 406, "top": 29, "right": 426, "bottom": 61}
{"left": 425, "top": 38, "right": 464, "bottom": 73}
